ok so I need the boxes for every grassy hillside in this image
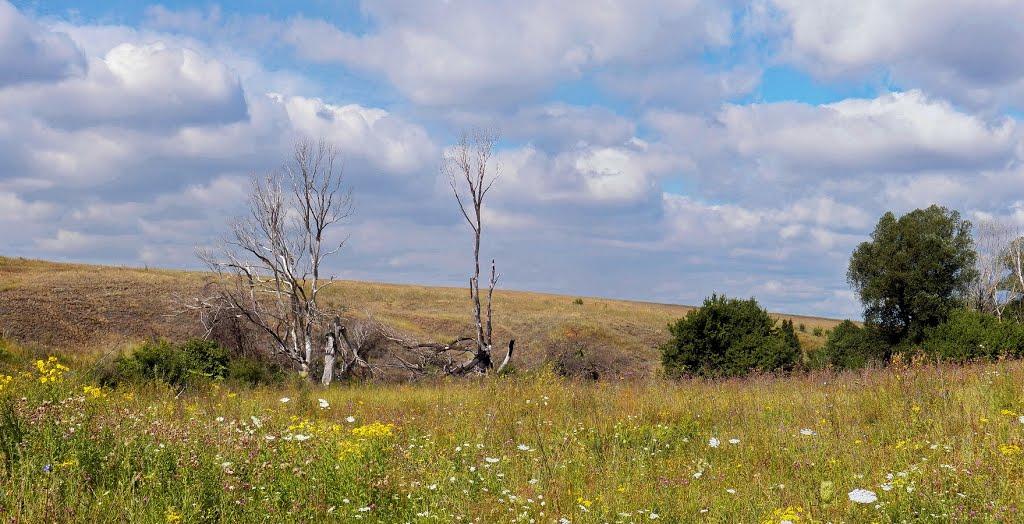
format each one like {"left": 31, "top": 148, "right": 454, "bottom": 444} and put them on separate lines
{"left": 0, "top": 256, "right": 842, "bottom": 377}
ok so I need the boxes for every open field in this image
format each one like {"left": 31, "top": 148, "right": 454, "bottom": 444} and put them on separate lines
{"left": 0, "top": 257, "right": 841, "bottom": 378}
{"left": 1, "top": 338, "right": 1023, "bottom": 522}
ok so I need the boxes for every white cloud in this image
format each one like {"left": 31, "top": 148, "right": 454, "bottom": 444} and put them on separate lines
{"left": 35, "top": 229, "right": 97, "bottom": 253}
{"left": 0, "top": 192, "right": 55, "bottom": 221}
{"left": 718, "top": 90, "right": 1017, "bottom": 173}
{"left": 1, "top": 42, "right": 248, "bottom": 130}
{"left": 494, "top": 140, "right": 688, "bottom": 205}
{"left": 771, "top": 0, "right": 1024, "bottom": 108}
{"left": 0, "top": 0, "right": 85, "bottom": 86}
{"left": 277, "top": 94, "right": 436, "bottom": 174}
{"left": 282, "top": 0, "right": 738, "bottom": 106}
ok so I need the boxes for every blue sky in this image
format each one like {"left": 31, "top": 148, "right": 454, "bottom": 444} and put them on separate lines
{"left": 3, "top": 1, "right": 1024, "bottom": 318}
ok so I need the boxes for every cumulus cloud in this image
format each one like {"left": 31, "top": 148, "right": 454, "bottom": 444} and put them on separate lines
{"left": 0, "top": 0, "right": 85, "bottom": 86}
{"left": 493, "top": 139, "right": 689, "bottom": 205}
{"left": 282, "top": 0, "right": 739, "bottom": 106}
{"left": 1, "top": 42, "right": 248, "bottom": 130}
{"left": 771, "top": 0, "right": 1024, "bottom": 109}
{"left": 720, "top": 90, "right": 1017, "bottom": 173}
{"left": 277, "top": 94, "right": 436, "bottom": 174}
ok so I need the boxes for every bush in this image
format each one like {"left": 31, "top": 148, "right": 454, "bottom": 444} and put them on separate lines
{"left": 921, "top": 310, "right": 1024, "bottom": 363}
{"left": 545, "top": 324, "right": 646, "bottom": 381}
{"left": 110, "top": 339, "right": 230, "bottom": 387}
{"left": 661, "top": 295, "right": 801, "bottom": 378}
{"left": 181, "top": 339, "right": 230, "bottom": 378}
{"left": 228, "top": 357, "right": 284, "bottom": 387}
{"left": 812, "top": 321, "right": 889, "bottom": 371}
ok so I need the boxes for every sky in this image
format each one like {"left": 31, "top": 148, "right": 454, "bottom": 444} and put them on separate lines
{"left": 3, "top": 0, "right": 1024, "bottom": 319}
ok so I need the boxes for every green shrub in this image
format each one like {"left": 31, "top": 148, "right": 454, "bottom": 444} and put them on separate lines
{"left": 812, "top": 321, "right": 889, "bottom": 371}
{"left": 798, "top": 323, "right": 806, "bottom": 333}
{"left": 110, "top": 339, "right": 230, "bottom": 387}
{"left": 227, "top": 357, "right": 284, "bottom": 387}
{"left": 572, "top": 298, "right": 584, "bottom": 306}
{"left": 921, "top": 310, "right": 1024, "bottom": 363}
{"left": 812, "top": 327, "right": 824, "bottom": 337}
{"left": 180, "top": 339, "right": 230, "bottom": 378}
{"left": 661, "top": 294, "right": 801, "bottom": 378}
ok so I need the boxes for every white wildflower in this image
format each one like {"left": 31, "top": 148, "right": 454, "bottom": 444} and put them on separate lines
{"left": 848, "top": 488, "right": 877, "bottom": 504}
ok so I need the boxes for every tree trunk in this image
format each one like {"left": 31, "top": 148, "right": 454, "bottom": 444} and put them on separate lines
{"left": 321, "top": 333, "right": 336, "bottom": 386}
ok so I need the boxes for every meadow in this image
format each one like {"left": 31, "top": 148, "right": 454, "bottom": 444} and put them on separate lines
{"left": 4, "top": 257, "right": 1022, "bottom": 523}
{"left": 2, "top": 338, "right": 1024, "bottom": 522}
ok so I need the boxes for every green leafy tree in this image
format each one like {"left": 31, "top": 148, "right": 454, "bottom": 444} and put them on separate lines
{"left": 848, "top": 205, "right": 977, "bottom": 344}
{"left": 661, "top": 294, "right": 801, "bottom": 378}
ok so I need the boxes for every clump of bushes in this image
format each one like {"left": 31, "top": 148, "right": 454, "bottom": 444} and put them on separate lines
{"left": 921, "top": 310, "right": 1024, "bottom": 363}
{"left": 227, "top": 356, "right": 285, "bottom": 386}
{"left": 811, "top": 321, "right": 889, "bottom": 371}
{"left": 105, "top": 339, "right": 281, "bottom": 387}
{"left": 661, "top": 294, "right": 801, "bottom": 378}
{"left": 546, "top": 323, "right": 645, "bottom": 381}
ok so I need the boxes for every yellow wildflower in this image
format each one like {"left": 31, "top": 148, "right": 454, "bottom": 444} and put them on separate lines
{"left": 83, "top": 385, "right": 106, "bottom": 399}
{"left": 351, "top": 422, "right": 395, "bottom": 439}
{"left": 1000, "top": 444, "right": 1022, "bottom": 456}
{"left": 338, "top": 439, "right": 363, "bottom": 458}
{"left": 762, "top": 506, "right": 804, "bottom": 523}
{"left": 165, "top": 507, "right": 182, "bottom": 523}
{"left": 35, "top": 356, "right": 69, "bottom": 384}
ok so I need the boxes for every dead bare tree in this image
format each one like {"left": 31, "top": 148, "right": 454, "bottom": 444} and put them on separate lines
{"left": 970, "top": 220, "right": 1015, "bottom": 319}
{"left": 322, "top": 315, "right": 376, "bottom": 384}
{"left": 1006, "top": 233, "right": 1024, "bottom": 315}
{"left": 385, "top": 130, "right": 514, "bottom": 375}
{"left": 443, "top": 129, "right": 515, "bottom": 374}
{"left": 189, "top": 138, "right": 353, "bottom": 383}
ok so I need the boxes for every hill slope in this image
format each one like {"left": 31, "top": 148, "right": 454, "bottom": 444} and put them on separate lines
{"left": 0, "top": 257, "right": 842, "bottom": 377}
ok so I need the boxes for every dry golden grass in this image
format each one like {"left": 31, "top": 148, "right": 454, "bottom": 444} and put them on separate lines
{"left": 0, "top": 256, "right": 842, "bottom": 377}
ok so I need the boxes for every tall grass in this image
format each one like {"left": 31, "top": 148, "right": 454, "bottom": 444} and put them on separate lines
{"left": 1, "top": 344, "right": 1023, "bottom": 522}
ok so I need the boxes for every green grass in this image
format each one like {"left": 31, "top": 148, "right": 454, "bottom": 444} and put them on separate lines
{"left": 2, "top": 342, "right": 1024, "bottom": 522}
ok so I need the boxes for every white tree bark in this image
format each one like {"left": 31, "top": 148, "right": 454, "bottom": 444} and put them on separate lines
{"left": 321, "top": 332, "right": 336, "bottom": 386}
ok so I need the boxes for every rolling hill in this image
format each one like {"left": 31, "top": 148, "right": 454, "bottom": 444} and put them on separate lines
{"left": 0, "top": 256, "right": 843, "bottom": 378}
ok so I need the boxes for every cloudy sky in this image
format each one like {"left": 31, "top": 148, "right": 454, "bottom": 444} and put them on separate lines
{"left": 3, "top": 1, "right": 1024, "bottom": 318}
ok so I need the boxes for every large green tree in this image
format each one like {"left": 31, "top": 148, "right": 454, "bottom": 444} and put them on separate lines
{"left": 847, "top": 205, "right": 977, "bottom": 344}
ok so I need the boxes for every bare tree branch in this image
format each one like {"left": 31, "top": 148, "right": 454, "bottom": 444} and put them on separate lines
{"left": 185, "top": 137, "right": 354, "bottom": 383}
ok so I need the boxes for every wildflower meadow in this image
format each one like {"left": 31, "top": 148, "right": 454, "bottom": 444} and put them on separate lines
{"left": 2, "top": 344, "right": 1024, "bottom": 523}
